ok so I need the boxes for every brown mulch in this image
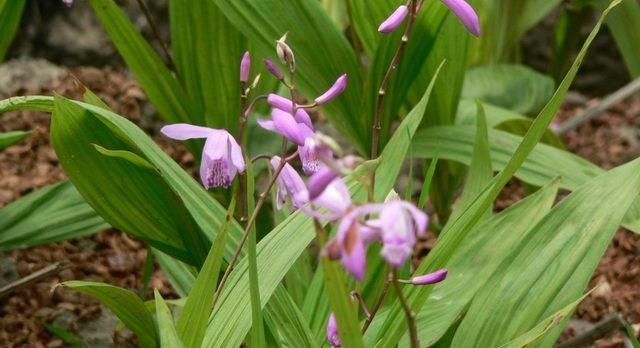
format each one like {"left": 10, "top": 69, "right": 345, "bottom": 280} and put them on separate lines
{"left": 0, "top": 67, "right": 185, "bottom": 347}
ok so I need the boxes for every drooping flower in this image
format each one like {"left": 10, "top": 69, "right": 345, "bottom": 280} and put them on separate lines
{"left": 266, "top": 94, "right": 313, "bottom": 129}
{"left": 240, "top": 51, "right": 251, "bottom": 83}
{"left": 271, "top": 156, "right": 308, "bottom": 211}
{"left": 411, "top": 268, "right": 448, "bottom": 285}
{"left": 441, "top": 0, "right": 481, "bottom": 37}
{"left": 378, "top": 201, "right": 428, "bottom": 268}
{"left": 326, "top": 313, "right": 342, "bottom": 347}
{"left": 311, "top": 176, "right": 353, "bottom": 219}
{"left": 315, "top": 74, "right": 348, "bottom": 105}
{"left": 378, "top": 5, "right": 409, "bottom": 33}
{"left": 298, "top": 136, "right": 333, "bottom": 175}
{"left": 308, "top": 166, "right": 339, "bottom": 200}
{"left": 161, "top": 124, "right": 245, "bottom": 189}
{"left": 264, "top": 59, "right": 284, "bottom": 80}
{"left": 257, "top": 108, "right": 314, "bottom": 146}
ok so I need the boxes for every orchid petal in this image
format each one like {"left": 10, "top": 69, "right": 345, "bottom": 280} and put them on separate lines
{"left": 272, "top": 109, "right": 308, "bottom": 145}
{"left": 411, "top": 268, "right": 448, "bottom": 285}
{"left": 257, "top": 119, "right": 276, "bottom": 132}
{"left": 378, "top": 5, "right": 409, "bottom": 33}
{"left": 161, "top": 123, "right": 217, "bottom": 140}
{"left": 227, "top": 134, "right": 245, "bottom": 173}
{"left": 267, "top": 93, "right": 314, "bottom": 129}
{"left": 315, "top": 74, "right": 348, "bottom": 105}
{"left": 308, "top": 167, "right": 338, "bottom": 200}
{"left": 240, "top": 51, "right": 251, "bottom": 82}
{"left": 441, "top": 0, "right": 481, "bottom": 37}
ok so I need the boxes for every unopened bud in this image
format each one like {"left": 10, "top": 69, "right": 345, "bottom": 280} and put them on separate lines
{"left": 276, "top": 33, "right": 295, "bottom": 72}
{"left": 264, "top": 59, "right": 284, "bottom": 80}
{"left": 250, "top": 73, "right": 262, "bottom": 90}
{"left": 240, "top": 51, "right": 251, "bottom": 82}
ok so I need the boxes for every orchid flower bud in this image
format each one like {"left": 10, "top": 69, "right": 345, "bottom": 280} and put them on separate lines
{"left": 276, "top": 33, "right": 296, "bottom": 72}
{"left": 441, "top": 0, "right": 481, "bottom": 37}
{"left": 264, "top": 59, "right": 284, "bottom": 80}
{"left": 326, "top": 313, "right": 342, "bottom": 347}
{"left": 315, "top": 74, "right": 348, "bottom": 105}
{"left": 240, "top": 51, "right": 251, "bottom": 83}
{"left": 378, "top": 5, "right": 409, "bottom": 33}
{"left": 411, "top": 269, "right": 448, "bottom": 285}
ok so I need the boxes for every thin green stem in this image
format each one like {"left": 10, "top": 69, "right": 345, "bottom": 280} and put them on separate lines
{"left": 392, "top": 270, "right": 419, "bottom": 348}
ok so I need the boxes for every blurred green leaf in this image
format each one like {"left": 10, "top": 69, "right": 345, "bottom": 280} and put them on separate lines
{"left": 451, "top": 157, "right": 640, "bottom": 347}
{"left": 61, "top": 281, "right": 157, "bottom": 348}
{"left": 0, "top": 0, "right": 25, "bottom": 62}
{"left": 0, "top": 181, "right": 108, "bottom": 251}
{"left": 154, "top": 290, "right": 184, "bottom": 348}
{"left": 0, "top": 130, "right": 31, "bottom": 149}
{"left": 346, "top": 0, "right": 395, "bottom": 56}
{"left": 42, "top": 322, "right": 87, "bottom": 348}
{"left": 169, "top": 0, "right": 245, "bottom": 131}
{"left": 462, "top": 64, "right": 555, "bottom": 115}
{"left": 87, "top": 0, "right": 196, "bottom": 124}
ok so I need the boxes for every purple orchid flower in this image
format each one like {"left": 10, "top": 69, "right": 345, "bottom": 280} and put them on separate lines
{"left": 264, "top": 59, "right": 284, "bottom": 80}
{"left": 378, "top": 5, "right": 409, "bottom": 33}
{"left": 441, "top": 0, "right": 481, "bottom": 37}
{"left": 411, "top": 268, "right": 448, "bottom": 285}
{"left": 308, "top": 166, "right": 339, "bottom": 200}
{"left": 240, "top": 51, "right": 251, "bottom": 83}
{"left": 326, "top": 313, "right": 342, "bottom": 347}
{"left": 298, "top": 136, "right": 333, "bottom": 175}
{"left": 161, "top": 124, "right": 245, "bottom": 189}
{"left": 378, "top": 201, "right": 428, "bottom": 268}
{"left": 310, "top": 176, "right": 353, "bottom": 220}
{"left": 271, "top": 156, "right": 309, "bottom": 211}
{"left": 315, "top": 74, "right": 348, "bottom": 105}
{"left": 267, "top": 94, "right": 313, "bottom": 129}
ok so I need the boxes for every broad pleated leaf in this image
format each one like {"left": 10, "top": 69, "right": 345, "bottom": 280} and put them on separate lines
{"left": 591, "top": 0, "right": 640, "bottom": 77}
{"left": 87, "top": 0, "right": 196, "bottom": 124}
{"left": 0, "top": 181, "right": 108, "bottom": 251}
{"left": 169, "top": 0, "right": 245, "bottom": 131}
{"left": 61, "top": 281, "right": 157, "bottom": 348}
{"left": 451, "top": 157, "right": 640, "bottom": 347}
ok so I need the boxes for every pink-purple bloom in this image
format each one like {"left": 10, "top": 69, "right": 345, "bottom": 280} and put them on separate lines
{"left": 315, "top": 74, "right": 348, "bottom": 105}
{"left": 271, "top": 156, "right": 308, "bottom": 211}
{"left": 326, "top": 313, "right": 342, "bottom": 347}
{"left": 441, "top": 0, "right": 481, "bottom": 37}
{"left": 411, "top": 268, "right": 448, "bottom": 285}
{"left": 378, "top": 201, "right": 428, "bottom": 268}
{"left": 161, "top": 124, "right": 245, "bottom": 189}
{"left": 378, "top": 5, "right": 409, "bottom": 33}
{"left": 240, "top": 51, "right": 251, "bottom": 83}
{"left": 264, "top": 59, "right": 284, "bottom": 80}
{"left": 308, "top": 167, "right": 339, "bottom": 200}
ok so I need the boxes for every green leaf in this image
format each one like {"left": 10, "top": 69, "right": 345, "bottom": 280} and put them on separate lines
{"left": 264, "top": 286, "right": 319, "bottom": 348}
{"left": 413, "top": 125, "right": 640, "bottom": 234}
{"left": 92, "top": 144, "right": 156, "bottom": 171}
{"left": 0, "top": 0, "right": 25, "bottom": 62}
{"left": 0, "top": 95, "right": 54, "bottom": 114}
{"left": 153, "top": 249, "right": 196, "bottom": 297}
{"left": 461, "top": 64, "right": 556, "bottom": 115}
{"left": 61, "top": 281, "right": 157, "bottom": 348}
{"left": 87, "top": 0, "right": 196, "bottom": 125}
{"left": 371, "top": 2, "right": 621, "bottom": 346}
{"left": 51, "top": 96, "right": 209, "bottom": 265}
{"left": 374, "top": 60, "right": 444, "bottom": 201}
{"left": 176, "top": 199, "right": 235, "bottom": 348}
{"left": 346, "top": 0, "right": 395, "bottom": 56}
{"left": 42, "top": 322, "right": 87, "bottom": 348}
{"left": 418, "top": 154, "right": 439, "bottom": 210}
{"left": 211, "top": 0, "right": 366, "bottom": 153}
{"left": 169, "top": 0, "right": 245, "bottom": 130}
{"left": 0, "top": 130, "right": 31, "bottom": 149}
{"left": 154, "top": 290, "right": 184, "bottom": 348}
{"left": 451, "top": 157, "right": 640, "bottom": 347}
{"left": 497, "top": 290, "right": 594, "bottom": 348}
{"left": 0, "top": 181, "right": 108, "bottom": 251}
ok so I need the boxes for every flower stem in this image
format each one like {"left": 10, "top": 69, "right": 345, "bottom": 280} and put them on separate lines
{"left": 361, "top": 268, "right": 391, "bottom": 333}
{"left": 134, "top": 0, "right": 176, "bottom": 72}
{"left": 392, "top": 269, "right": 419, "bottom": 348}
{"left": 370, "top": 0, "right": 418, "bottom": 159}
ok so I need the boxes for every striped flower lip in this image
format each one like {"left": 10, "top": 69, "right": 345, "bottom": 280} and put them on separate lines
{"left": 161, "top": 124, "right": 245, "bottom": 189}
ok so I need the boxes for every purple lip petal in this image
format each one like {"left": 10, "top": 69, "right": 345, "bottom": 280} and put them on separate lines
{"left": 411, "top": 268, "right": 448, "bottom": 285}
{"left": 271, "top": 156, "right": 308, "bottom": 211}
{"left": 240, "top": 51, "right": 251, "bottom": 82}
{"left": 441, "top": 0, "right": 481, "bottom": 37}
{"left": 314, "top": 74, "right": 348, "bottom": 105}
{"left": 161, "top": 123, "right": 216, "bottom": 140}
{"left": 263, "top": 59, "right": 284, "bottom": 80}
{"left": 378, "top": 5, "right": 409, "bottom": 33}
